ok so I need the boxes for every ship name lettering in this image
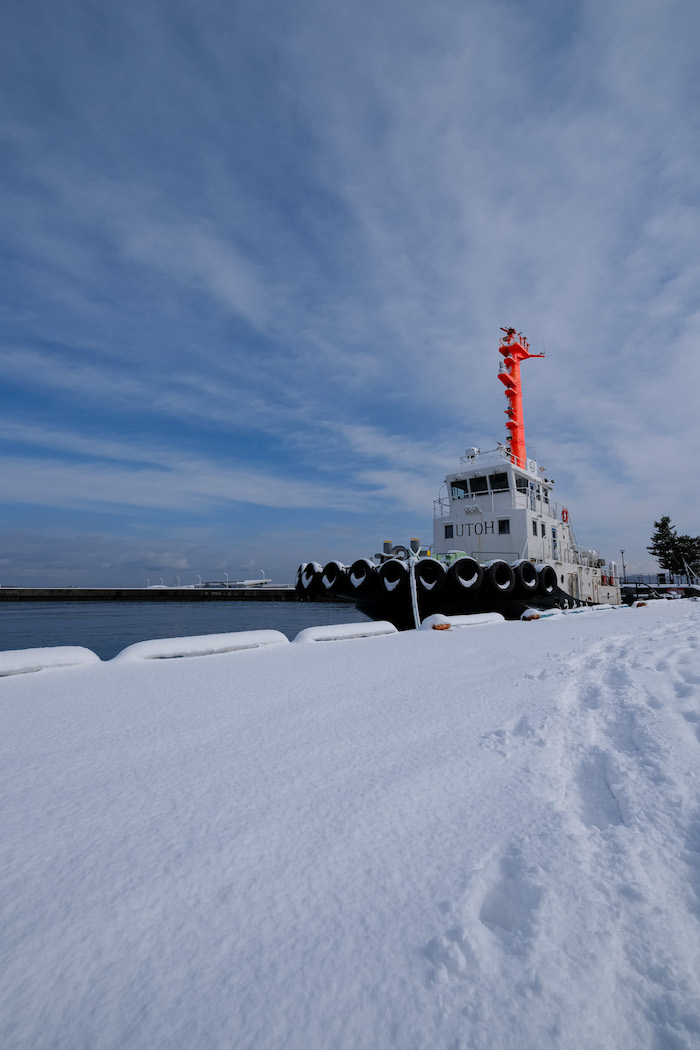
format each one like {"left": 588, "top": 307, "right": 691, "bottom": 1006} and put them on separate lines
{"left": 456, "top": 521, "right": 495, "bottom": 537}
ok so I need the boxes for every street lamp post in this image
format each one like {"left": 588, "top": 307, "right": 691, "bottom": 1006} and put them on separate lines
{"left": 224, "top": 572, "right": 229, "bottom": 588}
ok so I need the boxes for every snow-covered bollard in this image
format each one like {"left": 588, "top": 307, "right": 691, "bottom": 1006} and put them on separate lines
{"left": 419, "top": 612, "right": 505, "bottom": 630}
{"left": 293, "top": 622, "right": 398, "bottom": 643}
{"left": 0, "top": 646, "right": 101, "bottom": 677}
{"left": 112, "top": 630, "right": 289, "bottom": 661}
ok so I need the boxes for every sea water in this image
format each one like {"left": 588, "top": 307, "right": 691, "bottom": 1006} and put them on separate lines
{"left": 0, "top": 601, "right": 370, "bottom": 661}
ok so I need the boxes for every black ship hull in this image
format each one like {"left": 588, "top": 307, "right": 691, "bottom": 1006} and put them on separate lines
{"left": 296, "top": 556, "right": 586, "bottom": 631}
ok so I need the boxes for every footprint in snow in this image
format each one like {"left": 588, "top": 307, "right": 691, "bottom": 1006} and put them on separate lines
{"left": 478, "top": 848, "right": 543, "bottom": 937}
{"left": 425, "top": 847, "right": 543, "bottom": 983}
{"left": 672, "top": 678, "right": 695, "bottom": 699}
{"left": 480, "top": 716, "right": 546, "bottom": 756}
{"left": 682, "top": 711, "right": 700, "bottom": 745}
{"left": 579, "top": 682, "right": 602, "bottom": 710}
{"left": 574, "top": 750, "right": 625, "bottom": 830}
{"left": 424, "top": 925, "right": 475, "bottom": 982}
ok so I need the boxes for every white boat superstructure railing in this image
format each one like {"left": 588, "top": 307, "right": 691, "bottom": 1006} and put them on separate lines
{"left": 457, "top": 445, "right": 538, "bottom": 470}
{"left": 434, "top": 485, "right": 572, "bottom": 526}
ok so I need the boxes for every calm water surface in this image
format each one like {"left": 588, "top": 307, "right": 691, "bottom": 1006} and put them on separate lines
{"left": 0, "top": 602, "right": 370, "bottom": 661}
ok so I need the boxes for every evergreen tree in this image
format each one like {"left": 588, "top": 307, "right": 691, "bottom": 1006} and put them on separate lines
{"left": 675, "top": 534, "right": 700, "bottom": 576}
{"left": 647, "top": 517, "right": 700, "bottom": 578}
{"left": 647, "top": 517, "right": 678, "bottom": 574}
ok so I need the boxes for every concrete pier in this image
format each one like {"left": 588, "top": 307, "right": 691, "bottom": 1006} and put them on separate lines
{"left": 0, "top": 587, "right": 349, "bottom": 603}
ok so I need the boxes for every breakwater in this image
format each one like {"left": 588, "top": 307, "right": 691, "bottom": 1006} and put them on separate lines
{"left": 0, "top": 587, "right": 347, "bottom": 603}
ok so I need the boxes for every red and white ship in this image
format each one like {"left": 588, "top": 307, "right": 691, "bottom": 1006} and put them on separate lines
{"left": 297, "top": 328, "right": 621, "bottom": 628}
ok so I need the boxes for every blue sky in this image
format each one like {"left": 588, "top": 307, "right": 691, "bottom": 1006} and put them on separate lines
{"left": 1, "top": 0, "right": 699, "bottom": 586}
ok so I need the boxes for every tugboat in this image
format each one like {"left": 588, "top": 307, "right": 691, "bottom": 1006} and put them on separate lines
{"left": 297, "top": 328, "right": 621, "bottom": 628}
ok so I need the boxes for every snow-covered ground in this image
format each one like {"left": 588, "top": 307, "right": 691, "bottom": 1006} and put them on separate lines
{"left": 2, "top": 601, "right": 700, "bottom": 1049}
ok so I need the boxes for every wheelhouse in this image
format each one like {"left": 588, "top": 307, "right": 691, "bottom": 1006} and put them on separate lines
{"left": 433, "top": 447, "right": 566, "bottom": 565}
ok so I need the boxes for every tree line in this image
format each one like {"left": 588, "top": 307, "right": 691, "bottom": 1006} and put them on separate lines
{"left": 647, "top": 517, "right": 700, "bottom": 578}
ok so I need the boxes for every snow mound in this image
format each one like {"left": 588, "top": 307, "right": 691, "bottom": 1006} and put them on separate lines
{"left": 420, "top": 612, "right": 505, "bottom": 629}
{"left": 292, "top": 621, "right": 398, "bottom": 643}
{"left": 112, "top": 629, "right": 289, "bottom": 661}
{"left": 0, "top": 645, "right": 100, "bottom": 677}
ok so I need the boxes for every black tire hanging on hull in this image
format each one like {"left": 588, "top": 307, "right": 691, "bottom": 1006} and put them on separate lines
{"left": 537, "top": 564, "right": 558, "bottom": 597}
{"left": 296, "top": 561, "right": 324, "bottom": 597}
{"left": 378, "top": 558, "right": 410, "bottom": 601}
{"left": 511, "top": 559, "right": 539, "bottom": 598}
{"left": 414, "top": 557, "right": 447, "bottom": 596}
{"left": 483, "top": 560, "right": 516, "bottom": 596}
{"left": 320, "top": 560, "right": 347, "bottom": 595}
{"left": 447, "top": 557, "right": 483, "bottom": 599}
{"left": 348, "top": 558, "right": 380, "bottom": 599}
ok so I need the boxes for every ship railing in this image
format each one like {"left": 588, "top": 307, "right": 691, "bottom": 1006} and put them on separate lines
{"left": 548, "top": 497, "right": 575, "bottom": 523}
{"left": 458, "top": 444, "right": 538, "bottom": 470}
{"left": 626, "top": 572, "right": 699, "bottom": 586}
{"left": 525, "top": 492, "right": 570, "bottom": 525}
{"left": 558, "top": 548, "right": 579, "bottom": 565}
{"left": 459, "top": 447, "right": 511, "bottom": 469}
{"left": 570, "top": 545, "right": 604, "bottom": 568}
{"left": 434, "top": 489, "right": 569, "bottom": 520}
{"left": 433, "top": 482, "right": 580, "bottom": 530}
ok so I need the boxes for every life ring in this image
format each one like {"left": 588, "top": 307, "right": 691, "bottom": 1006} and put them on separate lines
{"left": 562, "top": 507, "right": 569, "bottom": 523}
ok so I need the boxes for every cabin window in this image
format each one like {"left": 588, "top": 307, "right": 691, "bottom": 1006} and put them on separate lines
{"left": 532, "top": 520, "right": 538, "bottom": 537}
{"left": 451, "top": 480, "right": 469, "bottom": 500}
{"left": 516, "top": 477, "right": 528, "bottom": 494}
{"left": 444, "top": 524, "right": 454, "bottom": 539}
{"left": 470, "top": 475, "right": 488, "bottom": 495}
{"left": 489, "top": 472, "right": 509, "bottom": 492}
{"left": 498, "top": 519, "right": 510, "bottom": 535}
{"left": 541, "top": 522, "right": 546, "bottom": 537}
{"left": 543, "top": 488, "right": 549, "bottom": 505}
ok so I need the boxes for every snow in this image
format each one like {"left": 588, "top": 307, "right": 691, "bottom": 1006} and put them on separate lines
{"left": 111, "top": 630, "right": 290, "bottom": 661}
{"left": 420, "top": 612, "right": 505, "bottom": 629}
{"left": 292, "top": 621, "right": 398, "bottom": 643}
{"left": 0, "top": 645, "right": 101, "bottom": 676}
{"left": 1, "top": 602, "right": 700, "bottom": 1049}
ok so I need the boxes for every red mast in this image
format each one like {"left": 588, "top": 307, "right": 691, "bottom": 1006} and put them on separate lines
{"left": 497, "top": 328, "right": 544, "bottom": 468}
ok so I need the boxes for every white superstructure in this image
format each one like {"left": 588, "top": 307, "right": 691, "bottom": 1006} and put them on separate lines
{"left": 432, "top": 446, "right": 619, "bottom": 605}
